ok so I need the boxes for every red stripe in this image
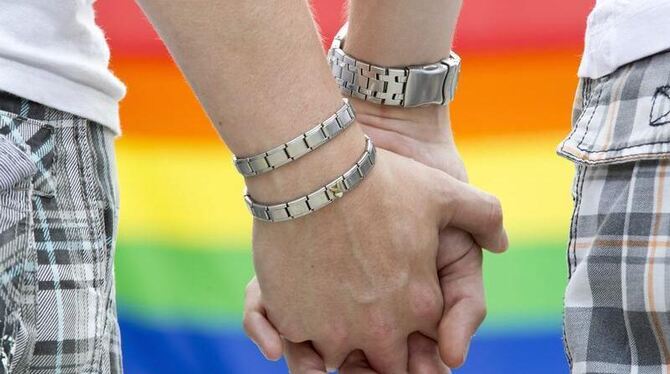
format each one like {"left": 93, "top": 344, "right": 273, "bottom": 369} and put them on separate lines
{"left": 96, "top": 0, "right": 593, "bottom": 57}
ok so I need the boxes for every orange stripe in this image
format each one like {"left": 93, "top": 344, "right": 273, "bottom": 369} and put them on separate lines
{"left": 112, "top": 49, "right": 581, "bottom": 140}
{"left": 647, "top": 160, "right": 670, "bottom": 367}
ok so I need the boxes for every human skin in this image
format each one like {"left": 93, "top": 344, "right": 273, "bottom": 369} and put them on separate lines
{"left": 245, "top": 149, "right": 487, "bottom": 373}
{"left": 135, "top": 0, "right": 506, "bottom": 373}
{"left": 244, "top": 0, "right": 496, "bottom": 372}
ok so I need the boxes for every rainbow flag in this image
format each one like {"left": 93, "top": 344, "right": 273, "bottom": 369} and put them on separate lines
{"left": 94, "top": 0, "right": 594, "bottom": 371}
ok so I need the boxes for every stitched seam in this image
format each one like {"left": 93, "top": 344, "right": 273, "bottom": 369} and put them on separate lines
{"left": 0, "top": 109, "right": 77, "bottom": 127}
{"left": 564, "top": 164, "right": 586, "bottom": 370}
{"left": 575, "top": 138, "right": 670, "bottom": 154}
{"left": 570, "top": 85, "right": 670, "bottom": 155}
{"left": 560, "top": 79, "right": 595, "bottom": 155}
{"left": 650, "top": 85, "right": 670, "bottom": 126}
{"left": 576, "top": 78, "right": 606, "bottom": 150}
{"left": 560, "top": 148, "right": 670, "bottom": 165}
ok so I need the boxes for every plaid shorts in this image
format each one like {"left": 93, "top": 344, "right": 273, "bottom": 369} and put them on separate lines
{"left": 0, "top": 92, "right": 121, "bottom": 373}
{"left": 558, "top": 50, "right": 670, "bottom": 373}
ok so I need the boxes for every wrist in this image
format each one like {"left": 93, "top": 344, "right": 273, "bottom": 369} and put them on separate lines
{"left": 351, "top": 99, "right": 467, "bottom": 181}
{"left": 351, "top": 98, "right": 454, "bottom": 144}
{"left": 244, "top": 124, "right": 368, "bottom": 202}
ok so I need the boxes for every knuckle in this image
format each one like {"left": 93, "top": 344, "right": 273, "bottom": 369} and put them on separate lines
{"left": 276, "top": 319, "right": 307, "bottom": 343}
{"left": 485, "top": 194, "right": 503, "bottom": 229}
{"left": 439, "top": 177, "right": 457, "bottom": 207}
{"left": 324, "top": 320, "right": 349, "bottom": 349}
{"left": 366, "top": 310, "right": 396, "bottom": 342}
{"left": 409, "top": 284, "right": 443, "bottom": 321}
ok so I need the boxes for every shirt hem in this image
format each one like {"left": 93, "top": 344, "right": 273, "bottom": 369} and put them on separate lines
{"left": 0, "top": 56, "right": 121, "bottom": 135}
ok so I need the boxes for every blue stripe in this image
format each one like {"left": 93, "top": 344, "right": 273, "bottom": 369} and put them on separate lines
{"left": 119, "top": 315, "right": 568, "bottom": 373}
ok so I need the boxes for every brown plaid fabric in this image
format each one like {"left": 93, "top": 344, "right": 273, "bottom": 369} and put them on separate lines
{"left": 0, "top": 91, "right": 121, "bottom": 373}
{"left": 558, "top": 50, "right": 670, "bottom": 373}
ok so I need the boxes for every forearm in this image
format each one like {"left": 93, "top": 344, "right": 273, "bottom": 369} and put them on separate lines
{"left": 135, "top": 0, "right": 365, "bottom": 200}
{"left": 346, "top": 0, "right": 461, "bottom": 66}
{"left": 346, "top": 0, "right": 463, "bottom": 139}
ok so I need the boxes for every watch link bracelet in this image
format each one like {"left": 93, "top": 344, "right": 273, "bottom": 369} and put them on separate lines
{"left": 233, "top": 100, "right": 356, "bottom": 177}
{"left": 244, "top": 136, "right": 376, "bottom": 223}
{"left": 328, "top": 23, "right": 461, "bottom": 107}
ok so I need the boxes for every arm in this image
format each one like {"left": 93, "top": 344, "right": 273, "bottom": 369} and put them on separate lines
{"left": 346, "top": 0, "right": 467, "bottom": 180}
{"left": 347, "top": 0, "right": 489, "bottom": 367}
{"left": 135, "top": 1, "right": 506, "bottom": 373}
{"left": 134, "top": 0, "right": 363, "bottom": 198}
{"left": 246, "top": 0, "right": 497, "bottom": 370}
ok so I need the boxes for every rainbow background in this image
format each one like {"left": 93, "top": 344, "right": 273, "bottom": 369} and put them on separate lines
{"left": 95, "top": 0, "right": 594, "bottom": 372}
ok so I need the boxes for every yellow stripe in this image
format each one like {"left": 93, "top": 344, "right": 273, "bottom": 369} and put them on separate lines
{"left": 116, "top": 132, "right": 574, "bottom": 250}
{"left": 116, "top": 138, "right": 251, "bottom": 250}
{"left": 461, "top": 131, "right": 573, "bottom": 244}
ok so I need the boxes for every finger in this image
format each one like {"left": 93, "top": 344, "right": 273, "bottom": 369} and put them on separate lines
{"left": 243, "top": 311, "right": 283, "bottom": 361}
{"left": 313, "top": 340, "right": 351, "bottom": 372}
{"left": 438, "top": 298, "right": 482, "bottom": 368}
{"left": 437, "top": 249, "right": 486, "bottom": 368}
{"left": 407, "top": 333, "right": 451, "bottom": 374}
{"left": 243, "top": 279, "right": 283, "bottom": 360}
{"left": 438, "top": 177, "right": 508, "bottom": 253}
{"left": 364, "top": 338, "right": 409, "bottom": 374}
{"left": 436, "top": 227, "right": 477, "bottom": 269}
{"left": 284, "top": 340, "right": 328, "bottom": 374}
{"left": 340, "top": 350, "right": 378, "bottom": 374}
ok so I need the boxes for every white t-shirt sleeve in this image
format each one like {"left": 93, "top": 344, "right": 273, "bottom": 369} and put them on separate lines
{"left": 579, "top": 0, "right": 670, "bottom": 79}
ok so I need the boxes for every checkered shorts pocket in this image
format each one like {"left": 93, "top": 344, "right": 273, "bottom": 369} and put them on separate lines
{"left": 559, "top": 50, "right": 670, "bottom": 165}
{"left": 0, "top": 112, "right": 56, "bottom": 198}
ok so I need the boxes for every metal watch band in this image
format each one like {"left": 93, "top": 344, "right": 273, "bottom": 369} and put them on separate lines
{"left": 244, "top": 136, "right": 376, "bottom": 223}
{"left": 233, "top": 100, "right": 356, "bottom": 177}
{"left": 327, "top": 23, "right": 461, "bottom": 107}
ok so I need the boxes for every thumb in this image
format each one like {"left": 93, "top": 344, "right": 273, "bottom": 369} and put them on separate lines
{"left": 435, "top": 174, "right": 508, "bottom": 253}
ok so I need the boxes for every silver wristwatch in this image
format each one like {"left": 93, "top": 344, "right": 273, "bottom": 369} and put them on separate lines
{"left": 327, "top": 23, "right": 461, "bottom": 107}
{"left": 245, "top": 136, "right": 376, "bottom": 223}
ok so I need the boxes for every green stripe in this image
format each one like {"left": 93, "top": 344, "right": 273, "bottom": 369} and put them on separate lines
{"left": 482, "top": 240, "right": 567, "bottom": 330}
{"left": 115, "top": 238, "right": 567, "bottom": 330}
{"left": 115, "top": 239, "right": 255, "bottom": 327}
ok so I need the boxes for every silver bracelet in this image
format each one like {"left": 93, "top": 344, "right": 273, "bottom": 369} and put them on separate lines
{"left": 244, "top": 136, "right": 376, "bottom": 223}
{"left": 327, "top": 23, "right": 461, "bottom": 107}
{"left": 233, "top": 100, "right": 355, "bottom": 177}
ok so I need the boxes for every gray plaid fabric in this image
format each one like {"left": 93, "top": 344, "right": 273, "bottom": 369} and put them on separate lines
{"left": 558, "top": 50, "right": 670, "bottom": 373}
{"left": 0, "top": 91, "right": 121, "bottom": 373}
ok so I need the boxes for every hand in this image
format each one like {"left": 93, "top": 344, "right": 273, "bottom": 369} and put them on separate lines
{"left": 244, "top": 226, "right": 484, "bottom": 373}
{"left": 356, "top": 100, "right": 497, "bottom": 367}
{"left": 246, "top": 100, "right": 499, "bottom": 370}
{"left": 250, "top": 137, "right": 506, "bottom": 373}
{"left": 244, "top": 277, "right": 451, "bottom": 374}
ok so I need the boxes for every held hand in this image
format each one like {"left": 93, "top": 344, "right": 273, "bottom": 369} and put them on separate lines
{"left": 355, "top": 101, "right": 505, "bottom": 366}
{"left": 244, "top": 225, "right": 485, "bottom": 372}
{"left": 244, "top": 277, "right": 451, "bottom": 374}
{"left": 251, "top": 145, "right": 506, "bottom": 373}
